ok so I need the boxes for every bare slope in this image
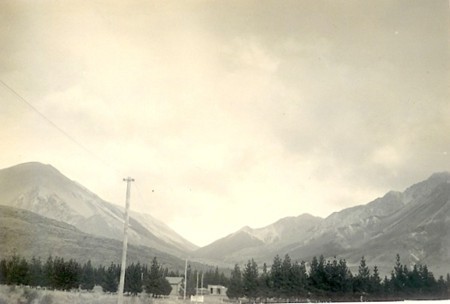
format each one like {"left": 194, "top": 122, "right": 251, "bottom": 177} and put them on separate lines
{"left": 0, "top": 205, "right": 187, "bottom": 268}
{"left": 195, "top": 173, "right": 450, "bottom": 276}
{"left": 194, "top": 213, "right": 322, "bottom": 263}
{"left": 285, "top": 172, "right": 450, "bottom": 275}
{"left": 0, "top": 162, "right": 197, "bottom": 257}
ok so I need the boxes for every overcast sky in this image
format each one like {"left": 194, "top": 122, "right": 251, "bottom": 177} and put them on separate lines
{"left": 0, "top": 0, "right": 449, "bottom": 246}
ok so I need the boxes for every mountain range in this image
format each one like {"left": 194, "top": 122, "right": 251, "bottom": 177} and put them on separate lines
{"left": 0, "top": 162, "right": 449, "bottom": 276}
{"left": 193, "top": 172, "right": 450, "bottom": 275}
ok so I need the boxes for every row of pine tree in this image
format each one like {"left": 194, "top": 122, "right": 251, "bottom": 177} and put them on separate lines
{"left": 0, "top": 254, "right": 229, "bottom": 298}
{"left": 226, "top": 254, "right": 450, "bottom": 301}
{"left": 0, "top": 255, "right": 172, "bottom": 297}
{"left": 1, "top": 253, "right": 449, "bottom": 301}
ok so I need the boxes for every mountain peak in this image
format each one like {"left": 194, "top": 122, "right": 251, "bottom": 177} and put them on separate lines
{"left": 428, "top": 171, "right": 450, "bottom": 181}
{"left": 6, "top": 161, "right": 58, "bottom": 172}
{"left": 239, "top": 225, "right": 253, "bottom": 233}
{"left": 1, "top": 161, "right": 68, "bottom": 184}
{"left": 0, "top": 162, "right": 198, "bottom": 255}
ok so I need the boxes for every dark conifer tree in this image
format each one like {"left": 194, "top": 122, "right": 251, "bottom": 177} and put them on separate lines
{"left": 18, "top": 256, "right": 30, "bottom": 286}
{"left": 159, "top": 276, "right": 172, "bottom": 296}
{"left": 355, "top": 256, "right": 370, "bottom": 293}
{"left": 43, "top": 256, "right": 55, "bottom": 288}
{"left": 95, "top": 265, "right": 106, "bottom": 287}
{"left": 219, "top": 271, "right": 229, "bottom": 287}
{"left": 325, "top": 258, "right": 338, "bottom": 292}
{"left": 280, "top": 254, "right": 293, "bottom": 298}
{"left": 0, "top": 258, "right": 6, "bottom": 284}
{"left": 335, "top": 258, "right": 353, "bottom": 293}
{"left": 80, "top": 260, "right": 95, "bottom": 291}
{"left": 29, "top": 256, "right": 43, "bottom": 287}
{"left": 270, "top": 254, "right": 283, "bottom": 298}
{"left": 125, "top": 262, "right": 143, "bottom": 295}
{"left": 308, "top": 255, "right": 327, "bottom": 292}
{"left": 290, "top": 261, "right": 308, "bottom": 298}
{"left": 213, "top": 266, "right": 221, "bottom": 285}
{"left": 383, "top": 275, "right": 392, "bottom": 296}
{"left": 145, "top": 257, "right": 161, "bottom": 296}
{"left": 369, "top": 265, "right": 382, "bottom": 295}
{"left": 145, "top": 257, "right": 171, "bottom": 297}
{"left": 392, "top": 254, "right": 406, "bottom": 295}
{"left": 258, "top": 263, "right": 271, "bottom": 301}
{"left": 52, "top": 258, "right": 80, "bottom": 290}
{"left": 227, "top": 264, "right": 243, "bottom": 299}
{"left": 102, "top": 262, "right": 119, "bottom": 293}
{"left": 242, "top": 259, "right": 259, "bottom": 300}
{"left": 5, "top": 255, "right": 29, "bottom": 286}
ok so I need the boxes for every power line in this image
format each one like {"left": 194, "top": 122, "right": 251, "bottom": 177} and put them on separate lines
{"left": 1, "top": 79, "right": 157, "bottom": 214}
{"left": 0, "top": 78, "right": 123, "bottom": 177}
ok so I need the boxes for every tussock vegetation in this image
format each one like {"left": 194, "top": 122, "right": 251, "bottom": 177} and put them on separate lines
{"left": 0, "top": 285, "right": 188, "bottom": 304}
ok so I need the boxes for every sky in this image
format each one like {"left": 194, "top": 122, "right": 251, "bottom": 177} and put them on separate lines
{"left": 0, "top": 0, "right": 449, "bottom": 247}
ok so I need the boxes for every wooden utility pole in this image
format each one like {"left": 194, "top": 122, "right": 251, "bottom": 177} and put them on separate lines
{"left": 184, "top": 258, "right": 188, "bottom": 300}
{"left": 118, "top": 177, "right": 134, "bottom": 304}
{"left": 196, "top": 271, "right": 199, "bottom": 295}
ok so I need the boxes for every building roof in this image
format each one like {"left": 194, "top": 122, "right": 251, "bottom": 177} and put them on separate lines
{"left": 166, "top": 277, "right": 183, "bottom": 284}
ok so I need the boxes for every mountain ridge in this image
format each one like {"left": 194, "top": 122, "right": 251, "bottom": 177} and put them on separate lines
{"left": 194, "top": 172, "right": 450, "bottom": 276}
{"left": 0, "top": 204, "right": 190, "bottom": 270}
{"left": 0, "top": 162, "right": 198, "bottom": 256}
{"left": 1, "top": 162, "right": 449, "bottom": 275}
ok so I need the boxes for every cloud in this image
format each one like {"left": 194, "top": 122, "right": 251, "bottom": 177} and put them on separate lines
{"left": 0, "top": 0, "right": 449, "bottom": 246}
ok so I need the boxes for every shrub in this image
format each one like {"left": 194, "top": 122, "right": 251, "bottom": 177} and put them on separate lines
{"left": 40, "top": 294, "right": 53, "bottom": 304}
{"left": 23, "top": 288, "right": 38, "bottom": 304}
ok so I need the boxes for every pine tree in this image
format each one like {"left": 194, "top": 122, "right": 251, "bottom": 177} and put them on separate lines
{"left": 325, "top": 258, "right": 338, "bottom": 292}
{"left": 290, "top": 261, "right": 307, "bottom": 298}
{"left": 227, "top": 264, "right": 243, "bottom": 299}
{"left": 392, "top": 254, "right": 405, "bottom": 295}
{"left": 6, "top": 255, "right": 29, "bottom": 286}
{"left": 369, "top": 265, "right": 382, "bottom": 295}
{"left": 67, "top": 258, "right": 82, "bottom": 290}
{"left": 355, "top": 256, "right": 370, "bottom": 293}
{"left": 159, "top": 276, "right": 172, "bottom": 296}
{"left": 125, "top": 262, "right": 143, "bottom": 295}
{"left": 145, "top": 257, "right": 161, "bottom": 296}
{"left": 309, "top": 255, "right": 327, "bottom": 292}
{"left": 43, "top": 256, "right": 55, "bottom": 288}
{"left": 0, "top": 259, "right": 6, "bottom": 284}
{"left": 258, "top": 263, "right": 271, "bottom": 301}
{"left": 242, "top": 259, "right": 259, "bottom": 300}
{"left": 103, "top": 262, "right": 119, "bottom": 293}
{"left": 80, "top": 260, "right": 95, "bottom": 291}
{"left": 52, "top": 258, "right": 80, "bottom": 290}
{"left": 280, "top": 254, "right": 293, "bottom": 298}
{"left": 145, "top": 257, "right": 171, "bottom": 297}
{"left": 270, "top": 254, "right": 283, "bottom": 298}
{"left": 29, "top": 256, "right": 43, "bottom": 287}
{"left": 95, "top": 265, "right": 106, "bottom": 287}
{"left": 18, "top": 256, "right": 30, "bottom": 286}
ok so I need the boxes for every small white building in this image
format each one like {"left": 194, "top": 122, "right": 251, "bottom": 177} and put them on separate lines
{"left": 166, "top": 277, "right": 183, "bottom": 297}
{"left": 207, "top": 284, "right": 227, "bottom": 296}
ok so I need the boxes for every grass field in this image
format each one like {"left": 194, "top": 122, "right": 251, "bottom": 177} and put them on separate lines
{"left": 0, "top": 285, "right": 231, "bottom": 304}
{"left": 1, "top": 286, "right": 448, "bottom": 304}
{"left": 0, "top": 285, "right": 170, "bottom": 304}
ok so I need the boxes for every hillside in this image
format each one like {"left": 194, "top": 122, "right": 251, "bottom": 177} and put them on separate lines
{"left": 0, "top": 162, "right": 197, "bottom": 257}
{"left": 194, "top": 213, "right": 322, "bottom": 264}
{"left": 0, "top": 205, "right": 187, "bottom": 270}
{"left": 195, "top": 173, "right": 450, "bottom": 276}
{"left": 1, "top": 162, "right": 448, "bottom": 276}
